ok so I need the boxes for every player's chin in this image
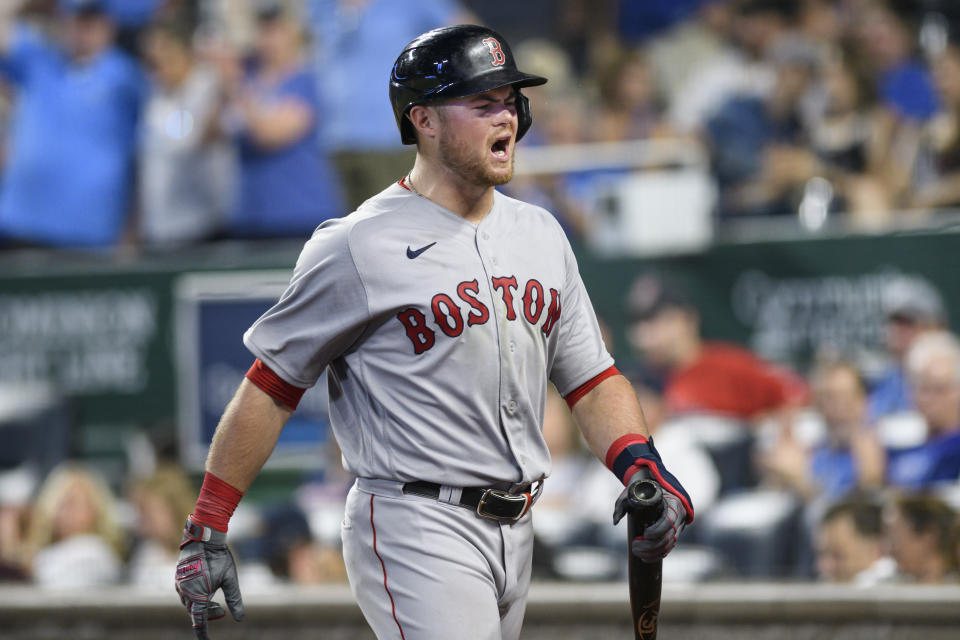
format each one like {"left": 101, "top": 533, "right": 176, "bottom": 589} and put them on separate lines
{"left": 489, "top": 167, "right": 514, "bottom": 186}
{"left": 485, "top": 157, "right": 514, "bottom": 186}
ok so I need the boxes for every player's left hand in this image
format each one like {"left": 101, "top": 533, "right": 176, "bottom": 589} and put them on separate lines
{"left": 609, "top": 435, "right": 694, "bottom": 562}
{"left": 628, "top": 488, "right": 687, "bottom": 562}
{"left": 612, "top": 468, "right": 690, "bottom": 563}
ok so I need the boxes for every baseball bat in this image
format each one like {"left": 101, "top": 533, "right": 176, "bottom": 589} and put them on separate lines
{"left": 626, "top": 479, "right": 664, "bottom": 640}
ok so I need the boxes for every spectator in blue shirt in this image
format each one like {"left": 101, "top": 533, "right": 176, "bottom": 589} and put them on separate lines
{"left": 869, "top": 277, "right": 946, "bottom": 422}
{"left": 0, "top": 0, "right": 145, "bottom": 249}
{"left": 887, "top": 331, "right": 960, "bottom": 490}
{"left": 308, "top": 0, "right": 468, "bottom": 210}
{"left": 218, "top": 3, "right": 343, "bottom": 238}
{"left": 854, "top": 2, "right": 938, "bottom": 122}
{"left": 760, "top": 361, "right": 884, "bottom": 502}
{"left": 706, "top": 33, "right": 822, "bottom": 217}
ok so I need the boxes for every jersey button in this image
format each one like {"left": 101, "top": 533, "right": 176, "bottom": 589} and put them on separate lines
{"left": 506, "top": 400, "right": 518, "bottom": 414}
{"left": 509, "top": 341, "right": 516, "bottom": 353}
{"left": 482, "top": 232, "right": 490, "bottom": 240}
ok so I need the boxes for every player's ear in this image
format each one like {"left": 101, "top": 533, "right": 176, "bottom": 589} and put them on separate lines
{"left": 408, "top": 104, "right": 440, "bottom": 142}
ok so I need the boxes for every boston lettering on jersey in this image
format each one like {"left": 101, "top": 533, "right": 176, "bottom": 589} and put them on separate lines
{"left": 397, "top": 275, "right": 561, "bottom": 354}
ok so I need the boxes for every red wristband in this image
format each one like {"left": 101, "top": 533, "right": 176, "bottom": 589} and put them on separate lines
{"left": 191, "top": 472, "right": 244, "bottom": 532}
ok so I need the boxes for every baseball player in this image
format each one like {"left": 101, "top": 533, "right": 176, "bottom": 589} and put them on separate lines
{"left": 175, "top": 25, "right": 693, "bottom": 640}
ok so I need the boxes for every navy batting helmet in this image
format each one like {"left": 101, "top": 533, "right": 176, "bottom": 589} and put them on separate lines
{"left": 389, "top": 25, "right": 548, "bottom": 145}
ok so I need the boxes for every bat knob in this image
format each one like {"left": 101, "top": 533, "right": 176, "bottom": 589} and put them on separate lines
{"left": 628, "top": 479, "right": 662, "bottom": 506}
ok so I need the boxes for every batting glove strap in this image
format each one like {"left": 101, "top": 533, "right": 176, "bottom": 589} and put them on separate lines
{"left": 181, "top": 516, "right": 227, "bottom": 548}
{"left": 607, "top": 435, "right": 695, "bottom": 524}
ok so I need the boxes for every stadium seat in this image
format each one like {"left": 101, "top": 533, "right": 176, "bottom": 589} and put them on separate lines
{"left": 698, "top": 489, "right": 804, "bottom": 578}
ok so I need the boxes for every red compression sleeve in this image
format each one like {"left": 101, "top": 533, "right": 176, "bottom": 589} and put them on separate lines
{"left": 246, "top": 358, "right": 306, "bottom": 410}
{"left": 191, "top": 472, "right": 244, "bottom": 532}
{"left": 564, "top": 366, "right": 620, "bottom": 409}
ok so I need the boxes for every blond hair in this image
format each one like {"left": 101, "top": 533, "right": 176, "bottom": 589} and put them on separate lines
{"left": 25, "top": 464, "right": 125, "bottom": 561}
{"left": 131, "top": 465, "right": 196, "bottom": 550}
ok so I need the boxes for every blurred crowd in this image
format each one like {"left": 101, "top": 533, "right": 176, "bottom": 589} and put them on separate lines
{"left": 2, "top": 271, "right": 960, "bottom": 589}
{"left": 524, "top": 269, "right": 960, "bottom": 584}
{"left": 2, "top": 0, "right": 960, "bottom": 250}
{"left": 0, "top": 458, "right": 352, "bottom": 590}
{"left": 0, "top": 0, "right": 466, "bottom": 250}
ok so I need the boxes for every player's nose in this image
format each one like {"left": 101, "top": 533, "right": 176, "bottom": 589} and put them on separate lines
{"left": 491, "top": 103, "right": 517, "bottom": 132}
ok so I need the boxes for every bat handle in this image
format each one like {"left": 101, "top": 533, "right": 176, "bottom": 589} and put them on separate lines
{"left": 627, "top": 479, "right": 664, "bottom": 640}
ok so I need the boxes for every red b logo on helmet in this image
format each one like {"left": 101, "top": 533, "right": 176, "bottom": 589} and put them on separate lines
{"left": 482, "top": 37, "right": 506, "bottom": 67}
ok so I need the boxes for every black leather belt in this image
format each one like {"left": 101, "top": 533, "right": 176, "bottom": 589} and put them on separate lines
{"left": 402, "top": 480, "right": 542, "bottom": 523}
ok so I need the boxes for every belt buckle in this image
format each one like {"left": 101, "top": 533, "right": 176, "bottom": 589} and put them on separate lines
{"left": 476, "top": 489, "right": 530, "bottom": 523}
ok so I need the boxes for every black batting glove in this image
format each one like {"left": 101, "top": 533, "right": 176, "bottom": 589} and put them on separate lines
{"left": 175, "top": 517, "right": 245, "bottom": 639}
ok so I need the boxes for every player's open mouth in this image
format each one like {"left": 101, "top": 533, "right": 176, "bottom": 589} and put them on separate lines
{"left": 490, "top": 135, "right": 511, "bottom": 160}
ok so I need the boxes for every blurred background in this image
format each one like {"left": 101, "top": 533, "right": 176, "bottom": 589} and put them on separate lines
{"left": 2, "top": 0, "right": 960, "bottom": 631}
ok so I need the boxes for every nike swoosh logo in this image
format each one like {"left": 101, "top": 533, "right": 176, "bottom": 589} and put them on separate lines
{"left": 406, "top": 242, "right": 437, "bottom": 259}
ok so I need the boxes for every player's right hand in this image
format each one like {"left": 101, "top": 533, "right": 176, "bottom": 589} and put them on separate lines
{"left": 175, "top": 517, "right": 245, "bottom": 639}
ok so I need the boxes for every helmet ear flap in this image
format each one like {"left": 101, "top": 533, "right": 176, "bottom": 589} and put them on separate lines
{"left": 515, "top": 89, "right": 533, "bottom": 142}
{"left": 400, "top": 109, "right": 418, "bottom": 145}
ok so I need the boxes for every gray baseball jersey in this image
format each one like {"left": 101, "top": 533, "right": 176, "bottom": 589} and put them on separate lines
{"left": 243, "top": 180, "right": 614, "bottom": 487}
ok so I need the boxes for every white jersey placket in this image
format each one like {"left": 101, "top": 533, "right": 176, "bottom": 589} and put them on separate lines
{"left": 475, "top": 206, "right": 530, "bottom": 484}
